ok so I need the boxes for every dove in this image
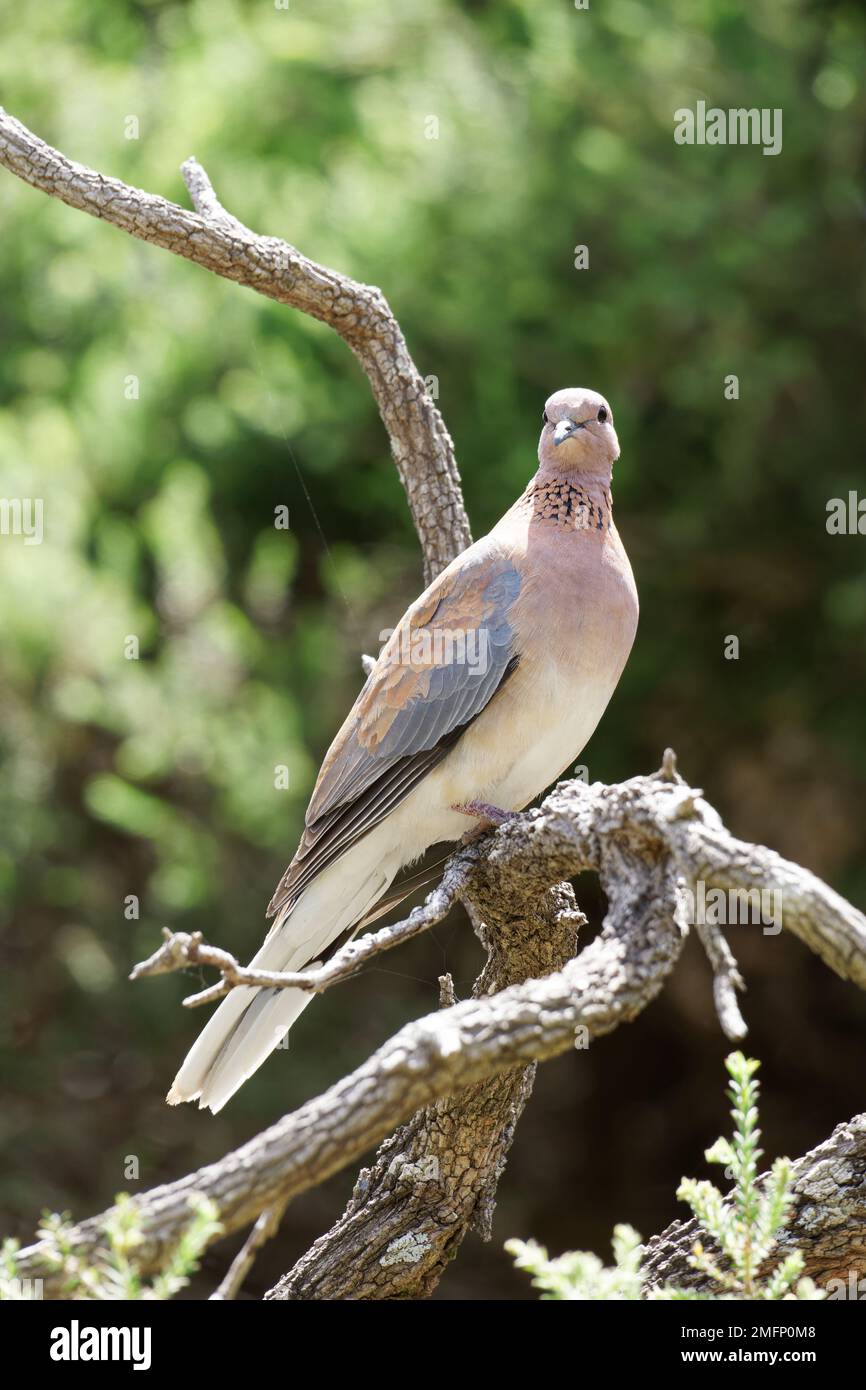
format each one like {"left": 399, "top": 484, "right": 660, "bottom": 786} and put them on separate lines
{"left": 168, "top": 387, "right": 639, "bottom": 1112}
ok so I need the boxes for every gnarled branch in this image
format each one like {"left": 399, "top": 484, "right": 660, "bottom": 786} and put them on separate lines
{"left": 0, "top": 107, "right": 470, "bottom": 583}
{"left": 13, "top": 762, "right": 866, "bottom": 1297}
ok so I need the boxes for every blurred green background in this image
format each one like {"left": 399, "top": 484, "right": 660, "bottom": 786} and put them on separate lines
{"left": 1, "top": 0, "right": 865, "bottom": 1299}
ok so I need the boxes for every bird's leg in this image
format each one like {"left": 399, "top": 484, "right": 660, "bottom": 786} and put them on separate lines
{"left": 456, "top": 820, "right": 492, "bottom": 845}
{"left": 451, "top": 800, "right": 520, "bottom": 839}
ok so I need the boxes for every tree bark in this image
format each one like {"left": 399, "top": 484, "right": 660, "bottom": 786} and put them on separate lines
{"left": 12, "top": 764, "right": 866, "bottom": 1297}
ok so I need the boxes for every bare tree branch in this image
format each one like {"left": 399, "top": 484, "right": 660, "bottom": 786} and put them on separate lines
{"left": 130, "top": 846, "right": 481, "bottom": 1008}
{"left": 0, "top": 107, "right": 471, "bottom": 583}
{"left": 694, "top": 919, "right": 747, "bottom": 1042}
{"left": 209, "top": 1198, "right": 288, "bottom": 1302}
{"left": 180, "top": 157, "right": 248, "bottom": 236}
{"left": 266, "top": 879, "right": 589, "bottom": 1300}
{"left": 14, "top": 761, "right": 866, "bottom": 1296}
{"left": 267, "top": 754, "right": 866, "bottom": 1298}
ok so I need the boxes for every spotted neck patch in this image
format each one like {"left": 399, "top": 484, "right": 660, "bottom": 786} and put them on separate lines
{"left": 526, "top": 476, "right": 612, "bottom": 531}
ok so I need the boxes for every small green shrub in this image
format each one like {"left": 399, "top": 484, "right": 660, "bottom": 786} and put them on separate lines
{"left": 1, "top": 1192, "right": 221, "bottom": 1300}
{"left": 507, "top": 1052, "right": 825, "bottom": 1302}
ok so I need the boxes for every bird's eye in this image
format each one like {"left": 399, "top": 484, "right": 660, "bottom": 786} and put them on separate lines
{"left": 597, "top": 406, "right": 608, "bottom": 423}
{"left": 542, "top": 410, "right": 549, "bottom": 425}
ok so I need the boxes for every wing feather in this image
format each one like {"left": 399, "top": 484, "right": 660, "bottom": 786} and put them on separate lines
{"left": 266, "top": 543, "right": 521, "bottom": 918}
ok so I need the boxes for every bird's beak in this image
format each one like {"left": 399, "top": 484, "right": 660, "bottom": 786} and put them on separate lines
{"left": 553, "top": 418, "right": 578, "bottom": 446}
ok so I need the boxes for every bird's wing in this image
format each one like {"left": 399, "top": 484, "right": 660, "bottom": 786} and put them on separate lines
{"left": 266, "top": 544, "right": 521, "bottom": 919}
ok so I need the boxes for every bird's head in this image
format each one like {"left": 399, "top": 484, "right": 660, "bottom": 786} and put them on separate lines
{"left": 537, "top": 387, "right": 619, "bottom": 477}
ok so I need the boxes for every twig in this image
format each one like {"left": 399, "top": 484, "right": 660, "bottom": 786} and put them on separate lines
{"left": 210, "top": 1198, "right": 288, "bottom": 1301}
{"left": 180, "top": 157, "right": 248, "bottom": 234}
{"left": 130, "top": 847, "right": 479, "bottom": 1007}
{"left": 694, "top": 919, "right": 747, "bottom": 1041}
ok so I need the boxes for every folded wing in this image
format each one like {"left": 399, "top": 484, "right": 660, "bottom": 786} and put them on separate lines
{"left": 266, "top": 544, "right": 521, "bottom": 921}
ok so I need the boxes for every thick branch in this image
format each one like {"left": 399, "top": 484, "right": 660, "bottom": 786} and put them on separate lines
{"left": 0, "top": 107, "right": 470, "bottom": 582}
{"left": 267, "top": 757, "right": 866, "bottom": 1298}
{"left": 16, "top": 913, "right": 680, "bottom": 1294}
{"left": 267, "top": 879, "right": 590, "bottom": 1299}
{"left": 15, "top": 762, "right": 866, "bottom": 1296}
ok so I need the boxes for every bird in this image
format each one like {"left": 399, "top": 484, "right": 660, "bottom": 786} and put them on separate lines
{"left": 167, "top": 386, "right": 639, "bottom": 1112}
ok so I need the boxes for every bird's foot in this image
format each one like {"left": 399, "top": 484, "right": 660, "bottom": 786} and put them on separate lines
{"left": 451, "top": 800, "right": 519, "bottom": 840}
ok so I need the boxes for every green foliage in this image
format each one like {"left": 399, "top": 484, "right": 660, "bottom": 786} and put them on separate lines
{"left": 674, "top": 1052, "right": 821, "bottom": 1300}
{"left": 0, "top": 1193, "right": 221, "bottom": 1300}
{"left": 507, "top": 1224, "right": 645, "bottom": 1301}
{"left": 508, "top": 1053, "right": 826, "bottom": 1301}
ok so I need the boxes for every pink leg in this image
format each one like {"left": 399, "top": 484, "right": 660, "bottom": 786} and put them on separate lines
{"left": 451, "top": 799, "right": 520, "bottom": 827}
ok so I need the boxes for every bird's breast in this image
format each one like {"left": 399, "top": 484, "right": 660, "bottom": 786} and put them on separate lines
{"left": 437, "top": 523, "right": 637, "bottom": 814}
{"left": 384, "top": 510, "right": 638, "bottom": 861}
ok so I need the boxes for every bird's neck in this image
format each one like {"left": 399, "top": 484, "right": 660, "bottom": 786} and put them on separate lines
{"left": 524, "top": 470, "right": 614, "bottom": 532}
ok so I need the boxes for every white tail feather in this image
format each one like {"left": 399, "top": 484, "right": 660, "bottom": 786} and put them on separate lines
{"left": 167, "top": 853, "right": 393, "bottom": 1112}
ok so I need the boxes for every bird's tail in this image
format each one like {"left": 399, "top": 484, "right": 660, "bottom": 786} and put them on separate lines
{"left": 166, "top": 854, "right": 396, "bottom": 1113}
{"left": 165, "top": 930, "right": 320, "bottom": 1114}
